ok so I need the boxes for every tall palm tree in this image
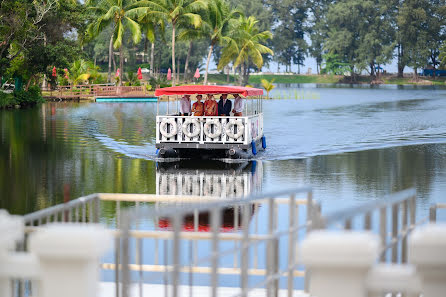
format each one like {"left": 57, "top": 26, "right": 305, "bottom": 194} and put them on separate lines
{"left": 138, "top": 12, "right": 165, "bottom": 76}
{"left": 86, "top": 0, "right": 144, "bottom": 85}
{"left": 202, "top": 0, "right": 241, "bottom": 85}
{"left": 218, "top": 16, "right": 273, "bottom": 86}
{"left": 134, "top": 0, "right": 207, "bottom": 86}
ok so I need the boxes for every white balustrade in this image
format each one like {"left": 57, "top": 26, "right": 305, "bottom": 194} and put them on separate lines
{"left": 300, "top": 230, "right": 380, "bottom": 297}
{"left": 409, "top": 223, "right": 446, "bottom": 297}
{"left": 0, "top": 210, "right": 111, "bottom": 297}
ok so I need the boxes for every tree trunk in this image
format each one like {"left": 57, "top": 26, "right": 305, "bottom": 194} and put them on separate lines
{"left": 177, "top": 56, "right": 180, "bottom": 82}
{"left": 184, "top": 42, "right": 192, "bottom": 82}
{"left": 150, "top": 42, "right": 155, "bottom": 76}
{"left": 413, "top": 67, "right": 418, "bottom": 81}
{"left": 238, "top": 65, "right": 243, "bottom": 85}
{"left": 119, "top": 46, "right": 123, "bottom": 86}
{"left": 397, "top": 43, "right": 404, "bottom": 78}
{"left": 226, "top": 66, "right": 230, "bottom": 83}
{"left": 108, "top": 34, "right": 113, "bottom": 83}
{"left": 370, "top": 62, "right": 375, "bottom": 77}
{"left": 42, "top": 34, "right": 47, "bottom": 89}
{"left": 171, "top": 24, "right": 176, "bottom": 86}
{"left": 204, "top": 42, "right": 214, "bottom": 85}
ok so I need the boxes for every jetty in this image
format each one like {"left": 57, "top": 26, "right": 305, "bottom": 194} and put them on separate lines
{"left": 43, "top": 84, "right": 156, "bottom": 102}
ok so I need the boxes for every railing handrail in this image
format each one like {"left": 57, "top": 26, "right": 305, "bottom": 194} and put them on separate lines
{"left": 120, "top": 186, "right": 313, "bottom": 224}
{"left": 317, "top": 188, "right": 416, "bottom": 228}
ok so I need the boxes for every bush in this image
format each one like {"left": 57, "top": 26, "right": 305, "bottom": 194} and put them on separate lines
{"left": 13, "top": 86, "right": 44, "bottom": 106}
{"left": 0, "top": 92, "right": 16, "bottom": 108}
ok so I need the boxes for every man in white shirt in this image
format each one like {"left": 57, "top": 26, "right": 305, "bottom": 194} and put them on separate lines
{"left": 232, "top": 94, "right": 244, "bottom": 116}
{"left": 180, "top": 94, "right": 191, "bottom": 116}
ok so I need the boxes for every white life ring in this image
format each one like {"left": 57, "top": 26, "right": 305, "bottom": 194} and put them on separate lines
{"left": 182, "top": 118, "right": 201, "bottom": 138}
{"left": 225, "top": 119, "right": 244, "bottom": 139}
{"left": 204, "top": 119, "right": 222, "bottom": 139}
{"left": 160, "top": 118, "right": 178, "bottom": 138}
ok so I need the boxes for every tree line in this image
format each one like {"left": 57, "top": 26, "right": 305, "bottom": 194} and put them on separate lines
{"left": 1, "top": 0, "right": 445, "bottom": 91}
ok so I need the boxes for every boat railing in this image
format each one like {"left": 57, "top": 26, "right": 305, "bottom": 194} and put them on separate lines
{"left": 156, "top": 114, "right": 263, "bottom": 145}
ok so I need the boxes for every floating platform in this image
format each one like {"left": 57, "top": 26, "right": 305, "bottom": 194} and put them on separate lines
{"left": 95, "top": 97, "right": 157, "bottom": 102}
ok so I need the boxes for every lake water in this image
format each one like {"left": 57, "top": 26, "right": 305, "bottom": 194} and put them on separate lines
{"left": 1, "top": 83, "right": 446, "bottom": 219}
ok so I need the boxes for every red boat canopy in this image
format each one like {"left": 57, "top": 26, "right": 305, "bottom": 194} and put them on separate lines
{"left": 154, "top": 85, "right": 263, "bottom": 97}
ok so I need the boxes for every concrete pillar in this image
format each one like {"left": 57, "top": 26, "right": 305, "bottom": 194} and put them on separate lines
{"left": 409, "top": 223, "right": 446, "bottom": 297}
{"left": 300, "top": 230, "right": 380, "bottom": 297}
{"left": 30, "top": 223, "right": 112, "bottom": 297}
{"left": 366, "top": 263, "right": 421, "bottom": 297}
{"left": 0, "top": 210, "right": 25, "bottom": 297}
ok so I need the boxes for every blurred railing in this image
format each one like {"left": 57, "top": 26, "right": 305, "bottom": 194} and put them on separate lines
{"left": 429, "top": 202, "right": 446, "bottom": 222}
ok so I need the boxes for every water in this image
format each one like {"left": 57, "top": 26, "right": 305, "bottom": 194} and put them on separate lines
{"left": 1, "top": 84, "right": 446, "bottom": 219}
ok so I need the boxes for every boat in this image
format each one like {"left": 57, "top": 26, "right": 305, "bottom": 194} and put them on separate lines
{"left": 154, "top": 85, "right": 266, "bottom": 159}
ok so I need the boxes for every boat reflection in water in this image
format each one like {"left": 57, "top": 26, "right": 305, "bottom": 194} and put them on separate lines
{"left": 155, "top": 160, "right": 263, "bottom": 231}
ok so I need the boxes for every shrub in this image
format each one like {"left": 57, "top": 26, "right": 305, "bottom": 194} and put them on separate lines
{"left": 0, "top": 92, "right": 16, "bottom": 108}
{"left": 13, "top": 86, "right": 44, "bottom": 105}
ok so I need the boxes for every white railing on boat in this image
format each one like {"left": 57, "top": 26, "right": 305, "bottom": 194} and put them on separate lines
{"left": 156, "top": 114, "right": 263, "bottom": 145}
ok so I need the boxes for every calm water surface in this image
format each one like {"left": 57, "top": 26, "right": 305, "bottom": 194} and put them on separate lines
{"left": 1, "top": 84, "right": 446, "bottom": 219}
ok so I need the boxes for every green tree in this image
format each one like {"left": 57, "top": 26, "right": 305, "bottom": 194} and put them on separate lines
{"left": 218, "top": 16, "right": 273, "bottom": 85}
{"left": 397, "top": 0, "right": 431, "bottom": 80}
{"left": 86, "top": 0, "right": 144, "bottom": 84}
{"left": 201, "top": 0, "right": 241, "bottom": 85}
{"left": 134, "top": 0, "right": 207, "bottom": 86}
{"left": 261, "top": 78, "right": 275, "bottom": 98}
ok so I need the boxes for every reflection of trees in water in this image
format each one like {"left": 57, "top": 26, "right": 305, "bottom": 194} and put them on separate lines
{"left": 306, "top": 144, "right": 444, "bottom": 200}
{"left": 0, "top": 102, "right": 157, "bottom": 216}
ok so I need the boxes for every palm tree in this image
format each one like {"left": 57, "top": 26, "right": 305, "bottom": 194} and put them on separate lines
{"left": 218, "top": 16, "right": 273, "bottom": 86}
{"left": 86, "top": 0, "right": 144, "bottom": 85}
{"left": 134, "top": 0, "right": 207, "bottom": 86}
{"left": 261, "top": 78, "right": 275, "bottom": 98}
{"left": 200, "top": 0, "right": 241, "bottom": 85}
{"left": 138, "top": 12, "right": 165, "bottom": 76}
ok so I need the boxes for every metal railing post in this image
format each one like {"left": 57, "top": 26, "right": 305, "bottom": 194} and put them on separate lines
{"left": 391, "top": 204, "right": 399, "bottom": 263}
{"left": 379, "top": 207, "right": 387, "bottom": 262}
{"left": 241, "top": 204, "right": 250, "bottom": 297}
{"left": 210, "top": 208, "right": 221, "bottom": 297}
{"left": 288, "top": 194, "right": 296, "bottom": 297}
{"left": 429, "top": 204, "right": 437, "bottom": 222}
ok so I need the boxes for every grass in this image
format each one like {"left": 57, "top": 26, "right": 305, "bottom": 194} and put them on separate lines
{"left": 207, "top": 73, "right": 446, "bottom": 86}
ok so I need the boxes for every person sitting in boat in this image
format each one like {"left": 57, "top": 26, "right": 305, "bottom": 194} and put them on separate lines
{"left": 218, "top": 93, "right": 232, "bottom": 116}
{"left": 192, "top": 94, "right": 204, "bottom": 116}
{"left": 180, "top": 94, "right": 191, "bottom": 116}
{"left": 204, "top": 94, "right": 218, "bottom": 116}
{"left": 232, "top": 94, "right": 244, "bottom": 116}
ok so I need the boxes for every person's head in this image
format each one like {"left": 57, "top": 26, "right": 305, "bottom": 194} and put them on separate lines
{"left": 222, "top": 94, "right": 228, "bottom": 100}
{"left": 207, "top": 94, "right": 214, "bottom": 100}
{"left": 184, "top": 94, "right": 190, "bottom": 100}
{"left": 196, "top": 94, "right": 202, "bottom": 101}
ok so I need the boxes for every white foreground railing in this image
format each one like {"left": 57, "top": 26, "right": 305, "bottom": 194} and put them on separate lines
{"left": 156, "top": 114, "right": 263, "bottom": 145}
{"left": 8, "top": 187, "right": 446, "bottom": 297}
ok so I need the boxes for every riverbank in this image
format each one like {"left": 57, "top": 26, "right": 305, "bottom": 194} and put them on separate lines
{"left": 0, "top": 87, "right": 45, "bottom": 109}
{"left": 207, "top": 74, "right": 446, "bottom": 85}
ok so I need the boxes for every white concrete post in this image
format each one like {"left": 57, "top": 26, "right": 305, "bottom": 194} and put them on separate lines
{"left": 0, "top": 210, "right": 26, "bottom": 296}
{"left": 409, "top": 223, "right": 446, "bottom": 297}
{"left": 300, "top": 230, "right": 380, "bottom": 297}
{"left": 366, "top": 263, "right": 422, "bottom": 297}
{"left": 30, "top": 223, "right": 112, "bottom": 297}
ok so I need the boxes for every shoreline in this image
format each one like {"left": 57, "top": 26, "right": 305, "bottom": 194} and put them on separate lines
{"left": 207, "top": 74, "right": 446, "bottom": 86}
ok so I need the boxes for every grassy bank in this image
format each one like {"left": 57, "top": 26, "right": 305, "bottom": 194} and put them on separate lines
{"left": 207, "top": 73, "right": 446, "bottom": 86}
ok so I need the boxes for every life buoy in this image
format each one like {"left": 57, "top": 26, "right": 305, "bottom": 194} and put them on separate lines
{"left": 182, "top": 118, "right": 201, "bottom": 138}
{"left": 160, "top": 118, "right": 178, "bottom": 138}
{"left": 225, "top": 119, "right": 244, "bottom": 139}
{"left": 204, "top": 119, "right": 222, "bottom": 139}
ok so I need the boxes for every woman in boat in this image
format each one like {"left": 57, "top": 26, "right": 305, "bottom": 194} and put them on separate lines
{"left": 192, "top": 94, "right": 204, "bottom": 116}
{"left": 204, "top": 94, "right": 218, "bottom": 116}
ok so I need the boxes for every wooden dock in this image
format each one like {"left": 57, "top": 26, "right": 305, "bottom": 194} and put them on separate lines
{"left": 43, "top": 85, "right": 155, "bottom": 101}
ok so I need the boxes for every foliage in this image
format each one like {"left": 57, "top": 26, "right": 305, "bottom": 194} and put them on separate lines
{"left": 321, "top": 53, "right": 351, "bottom": 75}
{"left": 0, "top": 92, "right": 16, "bottom": 108}
{"left": 218, "top": 16, "right": 273, "bottom": 85}
{"left": 260, "top": 78, "right": 275, "bottom": 98}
